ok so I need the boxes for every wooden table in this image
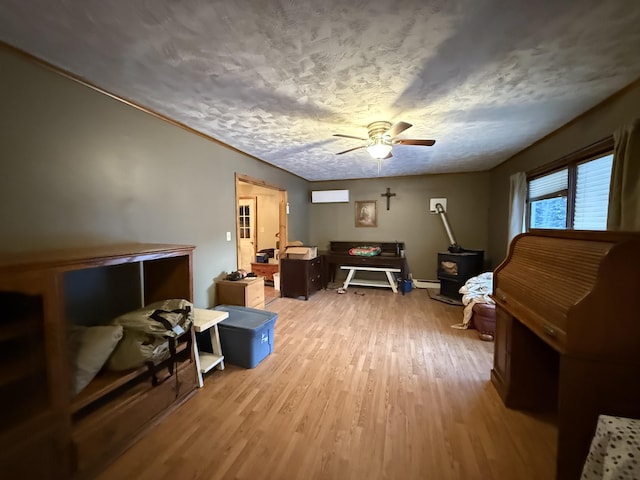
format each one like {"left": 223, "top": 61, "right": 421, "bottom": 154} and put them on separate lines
{"left": 251, "top": 262, "right": 279, "bottom": 282}
{"left": 192, "top": 308, "right": 228, "bottom": 387}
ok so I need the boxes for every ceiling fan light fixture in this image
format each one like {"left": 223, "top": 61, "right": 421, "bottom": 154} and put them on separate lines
{"left": 366, "top": 139, "right": 392, "bottom": 159}
{"left": 333, "top": 120, "right": 434, "bottom": 159}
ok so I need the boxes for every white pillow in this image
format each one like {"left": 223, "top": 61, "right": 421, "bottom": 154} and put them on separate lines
{"left": 70, "top": 325, "right": 123, "bottom": 394}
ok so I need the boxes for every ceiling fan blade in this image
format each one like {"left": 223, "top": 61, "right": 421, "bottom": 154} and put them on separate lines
{"left": 394, "top": 139, "right": 436, "bottom": 146}
{"left": 387, "top": 121, "right": 412, "bottom": 138}
{"left": 336, "top": 145, "right": 366, "bottom": 155}
{"left": 384, "top": 152, "right": 393, "bottom": 159}
{"left": 333, "top": 133, "right": 368, "bottom": 141}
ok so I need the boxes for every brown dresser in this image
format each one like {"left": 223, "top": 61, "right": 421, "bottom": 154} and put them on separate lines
{"left": 280, "top": 257, "right": 323, "bottom": 300}
{"left": 492, "top": 230, "right": 640, "bottom": 480}
{"left": 216, "top": 277, "right": 265, "bottom": 309}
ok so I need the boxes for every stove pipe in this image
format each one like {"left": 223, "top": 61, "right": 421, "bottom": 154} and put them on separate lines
{"left": 435, "top": 203, "right": 463, "bottom": 253}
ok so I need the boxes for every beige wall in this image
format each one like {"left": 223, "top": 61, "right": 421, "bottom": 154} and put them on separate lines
{"left": 0, "top": 47, "right": 310, "bottom": 308}
{"left": 309, "top": 173, "right": 491, "bottom": 280}
{"left": 488, "top": 81, "right": 640, "bottom": 266}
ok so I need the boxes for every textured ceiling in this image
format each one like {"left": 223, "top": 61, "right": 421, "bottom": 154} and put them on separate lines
{"left": 1, "top": 1, "right": 640, "bottom": 181}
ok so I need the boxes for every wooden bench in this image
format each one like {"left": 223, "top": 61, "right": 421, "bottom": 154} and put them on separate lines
{"left": 341, "top": 265, "right": 401, "bottom": 293}
{"left": 324, "top": 240, "right": 409, "bottom": 286}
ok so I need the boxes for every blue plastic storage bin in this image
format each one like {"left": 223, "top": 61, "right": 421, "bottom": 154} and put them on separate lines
{"left": 212, "top": 305, "right": 277, "bottom": 368}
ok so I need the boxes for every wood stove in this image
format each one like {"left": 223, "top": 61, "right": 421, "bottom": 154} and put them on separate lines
{"left": 437, "top": 249, "right": 484, "bottom": 301}
{"left": 433, "top": 202, "right": 484, "bottom": 302}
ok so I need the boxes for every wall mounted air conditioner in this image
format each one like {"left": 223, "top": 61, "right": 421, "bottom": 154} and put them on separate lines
{"left": 310, "top": 190, "right": 349, "bottom": 203}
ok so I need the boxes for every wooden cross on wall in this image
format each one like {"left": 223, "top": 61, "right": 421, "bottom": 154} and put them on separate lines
{"left": 381, "top": 187, "right": 396, "bottom": 210}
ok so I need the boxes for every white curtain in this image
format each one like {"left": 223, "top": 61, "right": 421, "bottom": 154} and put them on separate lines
{"left": 507, "top": 172, "right": 527, "bottom": 253}
{"left": 608, "top": 118, "right": 640, "bottom": 230}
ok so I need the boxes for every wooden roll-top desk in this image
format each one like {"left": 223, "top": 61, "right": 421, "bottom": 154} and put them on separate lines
{"left": 491, "top": 230, "right": 640, "bottom": 480}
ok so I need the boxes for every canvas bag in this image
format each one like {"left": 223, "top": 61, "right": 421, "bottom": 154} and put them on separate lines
{"left": 107, "top": 299, "right": 193, "bottom": 371}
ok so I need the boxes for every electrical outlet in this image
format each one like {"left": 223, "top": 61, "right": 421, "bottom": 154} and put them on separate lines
{"left": 226, "top": 232, "right": 231, "bottom": 241}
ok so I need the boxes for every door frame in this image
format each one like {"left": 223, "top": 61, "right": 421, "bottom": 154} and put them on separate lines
{"left": 235, "top": 173, "right": 288, "bottom": 271}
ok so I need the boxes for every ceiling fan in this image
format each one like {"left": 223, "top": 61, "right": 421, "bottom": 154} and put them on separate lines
{"left": 333, "top": 121, "right": 436, "bottom": 160}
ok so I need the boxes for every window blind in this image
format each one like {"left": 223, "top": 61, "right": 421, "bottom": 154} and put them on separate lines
{"left": 529, "top": 169, "right": 568, "bottom": 199}
{"left": 573, "top": 154, "right": 613, "bottom": 230}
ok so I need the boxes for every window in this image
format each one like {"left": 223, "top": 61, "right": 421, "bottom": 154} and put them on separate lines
{"left": 529, "top": 169, "right": 568, "bottom": 229}
{"left": 573, "top": 154, "right": 613, "bottom": 230}
{"left": 526, "top": 138, "right": 613, "bottom": 231}
{"left": 238, "top": 204, "right": 251, "bottom": 239}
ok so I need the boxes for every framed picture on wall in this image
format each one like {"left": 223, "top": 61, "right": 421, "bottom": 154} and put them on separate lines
{"left": 355, "top": 200, "right": 377, "bottom": 228}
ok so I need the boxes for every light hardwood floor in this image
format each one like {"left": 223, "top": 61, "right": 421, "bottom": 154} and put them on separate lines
{"left": 98, "top": 287, "right": 557, "bottom": 480}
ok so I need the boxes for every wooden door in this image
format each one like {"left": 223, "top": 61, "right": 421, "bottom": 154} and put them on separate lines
{"left": 238, "top": 197, "right": 257, "bottom": 273}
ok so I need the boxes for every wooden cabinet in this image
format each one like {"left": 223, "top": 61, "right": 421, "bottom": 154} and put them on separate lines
{"left": 0, "top": 273, "right": 70, "bottom": 479}
{"left": 491, "top": 305, "right": 558, "bottom": 411}
{"left": 280, "top": 257, "right": 323, "bottom": 300}
{"left": 491, "top": 230, "right": 640, "bottom": 480}
{"left": 250, "top": 262, "right": 279, "bottom": 282}
{"left": 0, "top": 243, "right": 198, "bottom": 479}
{"left": 217, "top": 277, "right": 265, "bottom": 309}
{"left": 491, "top": 306, "right": 512, "bottom": 402}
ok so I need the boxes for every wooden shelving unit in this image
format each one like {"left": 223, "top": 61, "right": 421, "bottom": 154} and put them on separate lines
{"left": 0, "top": 318, "right": 40, "bottom": 342}
{"left": 71, "top": 365, "right": 149, "bottom": 414}
{"left": 0, "top": 243, "right": 198, "bottom": 479}
{"left": 0, "top": 274, "right": 64, "bottom": 479}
